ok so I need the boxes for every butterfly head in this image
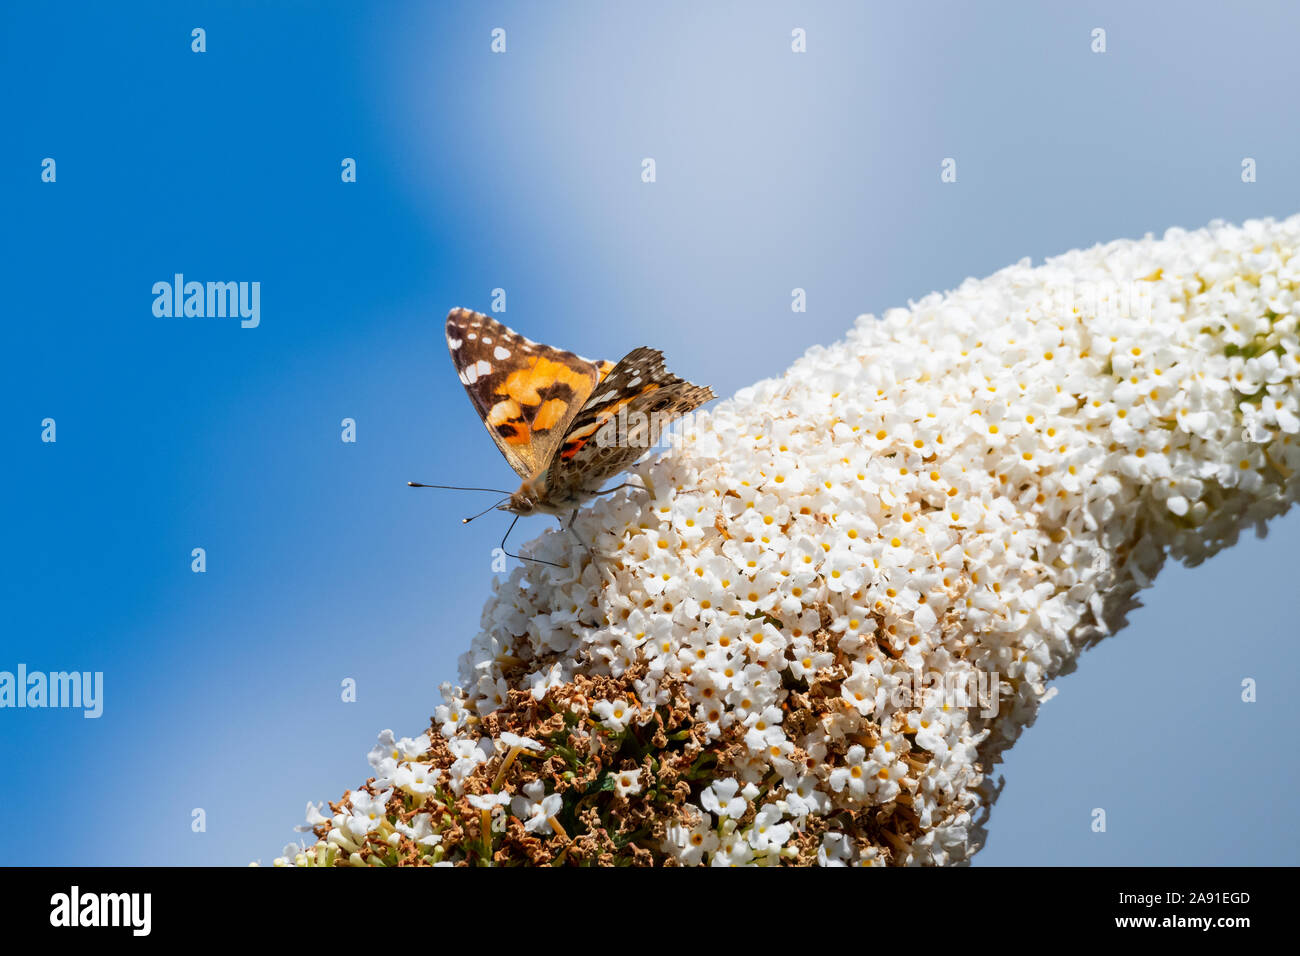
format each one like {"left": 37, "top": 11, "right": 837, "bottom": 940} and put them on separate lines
{"left": 503, "top": 480, "right": 541, "bottom": 515}
{"left": 504, "top": 473, "right": 584, "bottom": 516}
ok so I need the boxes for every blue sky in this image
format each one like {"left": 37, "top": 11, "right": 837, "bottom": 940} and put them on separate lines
{"left": 2, "top": 1, "right": 1297, "bottom": 865}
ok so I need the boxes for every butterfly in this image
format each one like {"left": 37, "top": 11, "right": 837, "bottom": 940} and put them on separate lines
{"left": 412, "top": 308, "right": 714, "bottom": 561}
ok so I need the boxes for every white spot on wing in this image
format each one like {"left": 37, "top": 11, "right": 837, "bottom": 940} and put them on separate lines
{"left": 494, "top": 345, "right": 511, "bottom": 360}
{"left": 448, "top": 338, "right": 462, "bottom": 349}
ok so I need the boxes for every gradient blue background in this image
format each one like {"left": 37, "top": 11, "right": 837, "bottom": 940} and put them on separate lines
{"left": 3, "top": 1, "right": 1297, "bottom": 866}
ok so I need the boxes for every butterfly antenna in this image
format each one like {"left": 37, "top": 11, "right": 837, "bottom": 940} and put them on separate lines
{"left": 408, "top": 482, "right": 513, "bottom": 494}
{"left": 462, "top": 497, "right": 510, "bottom": 524}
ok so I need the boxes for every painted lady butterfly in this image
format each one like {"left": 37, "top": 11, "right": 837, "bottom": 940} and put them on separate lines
{"left": 430, "top": 308, "right": 714, "bottom": 525}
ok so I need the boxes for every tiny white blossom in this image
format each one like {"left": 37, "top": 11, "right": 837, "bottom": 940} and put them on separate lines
{"left": 612, "top": 768, "right": 643, "bottom": 798}
{"left": 346, "top": 788, "right": 392, "bottom": 837}
{"left": 510, "top": 780, "right": 563, "bottom": 833}
{"left": 467, "top": 791, "right": 510, "bottom": 811}
{"left": 393, "top": 762, "right": 441, "bottom": 797}
{"left": 593, "top": 698, "right": 633, "bottom": 733}
{"left": 664, "top": 812, "right": 719, "bottom": 865}
{"left": 701, "top": 778, "right": 748, "bottom": 819}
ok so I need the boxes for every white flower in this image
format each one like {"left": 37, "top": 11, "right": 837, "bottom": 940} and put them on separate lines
{"left": 663, "top": 811, "right": 720, "bottom": 865}
{"left": 447, "top": 737, "right": 493, "bottom": 794}
{"left": 393, "top": 762, "right": 441, "bottom": 797}
{"left": 780, "top": 773, "right": 831, "bottom": 818}
{"left": 294, "top": 801, "right": 330, "bottom": 833}
{"left": 467, "top": 792, "right": 510, "bottom": 811}
{"left": 434, "top": 702, "right": 468, "bottom": 738}
{"left": 612, "top": 768, "right": 643, "bottom": 799}
{"left": 527, "top": 662, "right": 564, "bottom": 701}
{"left": 510, "top": 780, "right": 563, "bottom": 833}
{"left": 393, "top": 813, "right": 442, "bottom": 847}
{"left": 818, "top": 831, "right": 854, "bottom": 867}
{"left": 747, "top": 803, "right": 794, "bottom": 852}
{"left": 593, "top": 698, "right": 633, "bottom": 733}
{"left": 499, "top": 732, "right": 543, "bottom": 752}
{"left": 367, "top": 730, "right": 431, "bottom": 788}
{"left": 701, "top": 778, "right": 748, "bottom": 819}
{"left": 346, "top": 788, "right": 392, "bottom": 837}
{"left": 828, "top": 745, "right": 876, "bottom": 801}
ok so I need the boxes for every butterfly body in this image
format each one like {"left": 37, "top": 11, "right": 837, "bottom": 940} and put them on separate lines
{"left": 501, "top": 472, "right": 581, "bottom": 517}
{"left": 445, "top": 308, "right": 714, "bottom": 517}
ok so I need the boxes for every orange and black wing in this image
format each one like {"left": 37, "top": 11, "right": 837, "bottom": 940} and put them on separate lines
{"left": 445, "top": 308, "right": 614, "bottom": 480}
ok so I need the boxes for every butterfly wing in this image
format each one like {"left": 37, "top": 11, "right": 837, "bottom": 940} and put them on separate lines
{"left": 446, "top": 308, "right": 615, "bottom": 480}
{"left": 545, "top": 346, "right": 715, "bottom": 498}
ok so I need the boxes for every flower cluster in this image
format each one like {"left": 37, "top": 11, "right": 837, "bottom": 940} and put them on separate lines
{"left": 269, "top": 215, "right": 1300, "bottom": 866}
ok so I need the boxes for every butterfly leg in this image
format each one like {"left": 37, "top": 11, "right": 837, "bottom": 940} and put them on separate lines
{"left": 563, "top": 510, "right": 618, "bottom": 584}
{"left": 563, "top": 509, "right": 595, "bottom": 557}
{"left": 501, "top": 514, "right": 566, "bottom": 569}
{"left": 591, "top": 480, "right": 650, "bottom": 498}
